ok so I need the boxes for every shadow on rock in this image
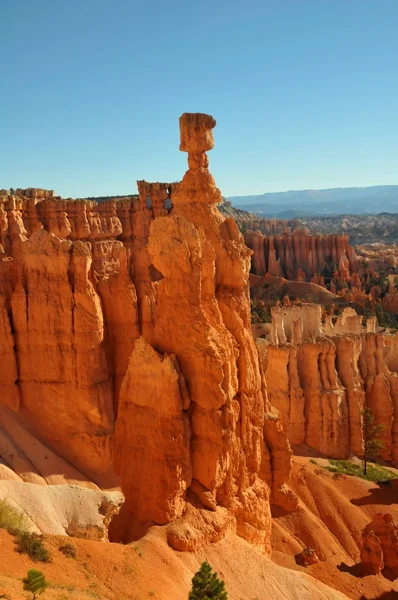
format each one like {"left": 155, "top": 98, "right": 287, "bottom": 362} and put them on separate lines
{"left": 360, "top": 593, "right": 398, "bottom": 600}
{"left": 337, "top": 562, "right": 365, "bottom": 577}
{"left": 351, "top": 483, "right": 397, "bottom": 507}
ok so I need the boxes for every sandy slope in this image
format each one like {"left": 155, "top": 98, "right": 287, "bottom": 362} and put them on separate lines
{"left": 1, "top": 456, "right": 397, "bottom": 599}
{"left": 0, "top": 528, "right": 346, "bottom": 600}
{"left": 0, "top": 406, "right": 103, "bottom": 488}
{"left": 271, "top": 457, "right": 398, "bottom": 599}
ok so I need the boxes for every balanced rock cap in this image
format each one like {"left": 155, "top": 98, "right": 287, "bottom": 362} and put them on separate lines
{"left": 179, "top": 113, "right": 216, "bottom": 153}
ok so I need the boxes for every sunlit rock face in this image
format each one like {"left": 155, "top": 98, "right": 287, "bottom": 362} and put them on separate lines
{"left": 259, "top": 305, "right": 398, "bottom": 463}
{"left": 0, "top": 114, "right": 295, "bottom": 553}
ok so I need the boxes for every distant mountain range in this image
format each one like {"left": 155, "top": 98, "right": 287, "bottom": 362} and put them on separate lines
{"left": 228, "top": 185, "right": 398, "bottom": 217}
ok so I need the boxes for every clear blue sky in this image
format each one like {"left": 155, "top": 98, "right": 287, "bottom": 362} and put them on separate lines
{"left": 1, "top": 0, "right": 398, "bottom": 198}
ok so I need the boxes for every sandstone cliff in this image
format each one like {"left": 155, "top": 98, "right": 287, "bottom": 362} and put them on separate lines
{"left": 260, "top": 329, "right": 398, "bottom": 462}
{"left": 244, "top": 225, "right": 398, "bottom": 327}
{"left": 245, "top": 228, "right": 359, "bottom": 281}
{"left": 0, "top": 114, "right": 295, "bottom": 552}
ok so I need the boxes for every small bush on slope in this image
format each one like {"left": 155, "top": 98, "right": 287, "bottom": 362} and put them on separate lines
{"left": 16, "top": 532, "right": 51, "bottom": 562}
{"left": 0, "top": 498, "right": 28, "bottom": 534}
{"left": 189, "top": 560, "right": 228, "bottom": 600}
{"left": 23, "top": 569, "right": 48, "bottom": 599}
{"left": 362, "top": 407, "right": 385, "bottom": 475}
{"left": 59, "top": 542, "right": 77, "bottom": 558}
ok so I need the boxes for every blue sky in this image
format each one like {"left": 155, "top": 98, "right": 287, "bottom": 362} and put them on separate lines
{"left": 1, "top": 0, "right": 398, "bottom": 197}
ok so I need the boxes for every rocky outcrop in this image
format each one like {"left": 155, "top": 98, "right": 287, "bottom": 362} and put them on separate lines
{"left": 0, "top": 480, "right": 123, "bottom": 540}
{"left": 361, "top": 514, "right": 398, "bottom": 577}
{"left": 260, "top": 330, "right": 398, "bottom": 461}
{"left": 0, "top": 114, "right": 295, "bottom": 553}
{"left": 111, "top": 112, "right": 296, "bottom": 550}
{"left": 112, "top": 338, "right": 191, "bottom": 541}
{"left": 244, "top": 224, "right": 398, "bottom": 323}
{"left": 361, "top": 529, "right": 384, "bottom": 574}
{"left": 0, "top": 194, "right": 143, "bottom": 486}
{"left": 245, "top": 229, "right": 359, "bottom": 281}
{"left": 296, "top": 547, "right": 319, "bottom": 567}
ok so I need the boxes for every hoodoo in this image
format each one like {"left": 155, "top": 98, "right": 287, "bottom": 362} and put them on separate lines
{"left": 112, "top": 112, "right": 296, "bottom": 548}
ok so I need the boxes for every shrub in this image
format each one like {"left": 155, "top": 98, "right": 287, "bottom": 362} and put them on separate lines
{"left": 16, "top": 532, "right": 51, "bottom": 562}
{"left": 324, "top": 459, "right": 395, "bottom": 483}
{"left": 362, "top": 407, "right": 384, "bottom": 475}
{"left": 189, "top": 560, "right": 228, "bottom": 600}
{"left": 59, "top": 542, "right": 76, "bottom": 558}
{"left": 22, "top": 569, "right": 47, "bottom": 599}
{"left": 0, "top": 498, "right": 28, "bottom": 534}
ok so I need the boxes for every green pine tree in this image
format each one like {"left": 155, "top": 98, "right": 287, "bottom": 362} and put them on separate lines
{"left": 22, "top": 569, "right": 48, "bottom": 599}
{"left": 189, "top": 560, "right": 228, "bottom": 600}
{"left": 362, "top": 407, "right": 384, "bottom": 476}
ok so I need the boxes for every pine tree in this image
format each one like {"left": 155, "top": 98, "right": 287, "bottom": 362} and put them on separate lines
{"left": 362, "top": 407, "right": 384, "bottom": 475}
{"left": 22, "top": 569, "right": 48, "bottom": 599}
{"left": 189, "top": 560, "right": 228, "bottom": 600}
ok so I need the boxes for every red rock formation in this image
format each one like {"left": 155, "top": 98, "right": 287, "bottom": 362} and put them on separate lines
{"left": 112, "top": 112, "right": 297, "bottom": 550}
{"left": 245, "top": 229, "right": 359, "bottom": 282}
{"left": 10, "top": 230, "right": 116, "bottom": 483}
{"left": 384, "top": 285, "right": 398, "bottom": 313}
{"left": 361, "top": 514, "right": 398, "bottom": 577}
{"left": 297, "top": 340, "right": 349, "bottom": 457}
{"left": 0, "top": 114, "right": 296, "bottom": 553}
{"left": 259, "top": 330, "right": 398, "bottom": 462}
{"left": 359, "top": 334, "right": 396, "bottom": 462}
{"left": 0, "top": 294, "right": 20, "bottom": 410}
{"left": 334, "top": 335, "right": 365, "bottom": 457}
{"left": 113, "top": 338, "right": 191, "bottom": 540}
{"left": 361, "top": 529, "right": 384, "bottom": 574}
{"left": 244, "top": 225, "right": 398, "bottom": 321}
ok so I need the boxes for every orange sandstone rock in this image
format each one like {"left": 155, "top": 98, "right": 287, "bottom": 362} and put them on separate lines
{"left": 111, "top": 338, "right": 191, "bottom": 541}
{"left": 112, "top": 113, "right": 296, "bottom": 550}
{"left": 0, "top": 116, "right": 296, "bottom": 554}
{"left": 260, "top": 327, "right": 398, "bottom": 464}
{"left": 361, "top": 514, "right": 398, "bottom": 577}
{"left": 245, "top": 229, "right": 359, "bottom": 282}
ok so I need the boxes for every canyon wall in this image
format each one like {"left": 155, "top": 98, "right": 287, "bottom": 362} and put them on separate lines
{"left": 244, "top": 227, "right": 398, "bottom": 318}
{"left": 259, "top": 329, "right": 398, "bottom": 463}
{"left": 0, "top": 113, "right": 296, "bottom": 552}
{"left": 245, "top": 228, "right": 359, "bottom": 281}
{"left": 0, "top": 190, "right": 143, "bottom": 486}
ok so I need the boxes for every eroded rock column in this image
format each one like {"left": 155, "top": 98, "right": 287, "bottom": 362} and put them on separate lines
{"left": 112, "top": 113, "right": 296, "bottom": 551}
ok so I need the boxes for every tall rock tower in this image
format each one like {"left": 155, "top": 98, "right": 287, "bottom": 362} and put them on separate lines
{"left": 111, "top": 113, "right": 296, "bottom": 550}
